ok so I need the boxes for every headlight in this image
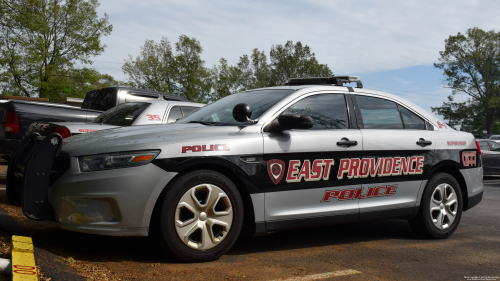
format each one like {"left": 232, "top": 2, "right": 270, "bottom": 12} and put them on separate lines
{"left": 78, "top": 150, "right": 160, "bottom": 172}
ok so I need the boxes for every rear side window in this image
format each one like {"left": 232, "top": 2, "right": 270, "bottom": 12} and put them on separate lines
{"left": 93, "top": 102, "right": 150, "bottom": 126}
{"left": 356, "top": 96, "right": 403, "bottom": 129}
{"left": 478, "top": 141, "right": 490, "bottom": 151}
{"left": 167, "top": 106, "right": 183, "bottom": 123}
{"left": 181, "top": 106, "right": 200, "bottom": 117}
{"left": 282, "top": 94, "right": 349, "bottom": 130}
{"left": 399, "top": 107, "right": 426, "bottom": 130}
{"left": 82, "top": 89, "right": 117, "bottom": 111}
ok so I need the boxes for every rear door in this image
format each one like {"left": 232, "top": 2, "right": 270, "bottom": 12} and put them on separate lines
{"left": 263, "top": 92, "right": 363, "bottom": 231}
{"left": 353, "top": 95, "right": 435, "bottom": 220}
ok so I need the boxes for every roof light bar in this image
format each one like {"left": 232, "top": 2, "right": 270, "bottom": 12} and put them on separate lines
{"left": 284, "top": 75, "right": 363, "bottom": 88}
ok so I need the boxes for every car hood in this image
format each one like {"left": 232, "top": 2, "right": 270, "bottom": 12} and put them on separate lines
{"left": 61, "top": 123, "right": 260, "bottom": 157}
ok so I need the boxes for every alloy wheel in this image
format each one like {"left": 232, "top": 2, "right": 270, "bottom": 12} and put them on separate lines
{"left": 174, "top": 183, "right": 233, "bottom": 250}
{"left": 429, "top": 183, "right": 458, "bottom": 230}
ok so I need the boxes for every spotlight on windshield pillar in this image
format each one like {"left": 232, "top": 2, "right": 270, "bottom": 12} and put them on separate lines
{"left": 232, "top": 103, "right": 252, "bottom": 122}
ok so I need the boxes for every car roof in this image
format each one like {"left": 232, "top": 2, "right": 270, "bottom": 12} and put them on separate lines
{"left": 131, "top": 100, "right": 205, "bottom": 107}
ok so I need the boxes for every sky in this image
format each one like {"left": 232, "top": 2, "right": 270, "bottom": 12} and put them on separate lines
{"left": 88, "top": 0, "right": 500, "bottom": 114}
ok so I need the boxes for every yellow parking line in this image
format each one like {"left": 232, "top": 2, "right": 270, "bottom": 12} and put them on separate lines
{"left": 271, "top": 269, "right": 361, "bottom": 281}
{"left": 11, "top": 235, "right": 37, "bottom": 281}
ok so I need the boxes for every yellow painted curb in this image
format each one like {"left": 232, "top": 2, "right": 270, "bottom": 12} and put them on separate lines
{"left": 11, "top": 235, "right": 37, "bottom": 281}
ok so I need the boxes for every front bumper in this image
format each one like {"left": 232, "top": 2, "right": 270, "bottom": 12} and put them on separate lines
{"left": 20, "top": 135, "right": 177, "bottom": 236}
{"left": 47, "top": 159, "right": 176, "bottom": 236}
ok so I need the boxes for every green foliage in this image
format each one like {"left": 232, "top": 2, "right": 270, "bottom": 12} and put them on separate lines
{"left": 433, "top": 27, "right": 500, "bottom": 134}
{"left": 48, "top": 68, "right": 122, "bottom": 100}
{"left": 431, "top": 95, "right": 485, "bottom": 133}
{"left": 123, "top": 39, "right": 332, "bottom": 103}
{"left": 174, "top": 35, "right": 212, "bottom": 102}
{"left": 209, "top": 41, "right": 332, "bottom": 102}
{"left": 0, "top": 0, "right": 113, "bottom": 99}
{"left": 269, "top": 41, "right": 332, "bottom": 85}
{"left": 122, "top": 37, "right": 177, "bottom": 95}
{"left": 123, "top": 35, "right": 211, "bottom": 103}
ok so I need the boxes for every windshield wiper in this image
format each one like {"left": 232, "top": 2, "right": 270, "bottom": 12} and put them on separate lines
{"left": 188, "top": 120, "right": 216, "bottom": 125}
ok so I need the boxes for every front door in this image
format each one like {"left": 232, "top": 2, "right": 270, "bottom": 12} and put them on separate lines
{"left": 263, "top": 92, "right": 363, "bottom": 231}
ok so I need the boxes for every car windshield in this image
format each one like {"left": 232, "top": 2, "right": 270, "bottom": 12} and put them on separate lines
{"left": 177, "top": 89, "right": 295, "bottom": 125}
{"left": 92, "top": 102, "right": 151, "bottom": 126}
{"left": 490, "top": 136, "right": 500, "bottom": 140}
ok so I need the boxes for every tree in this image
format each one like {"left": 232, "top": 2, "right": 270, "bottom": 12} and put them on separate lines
{"left": 270, "top": 41, "right": 332, "bottom": 85}
{"left": 251, "top": 48, "right": 272, "bottom": 88}
{"left": 122, "top": 37, "right": 177, "bottom": 94}
{"left": 0, "top": 0, "right": 112, "bottom": 99}
{"left": 174, "top": 35, "right": 211, "bottom": 102}
{"left": 49, "top": 68, "right": 121, "bottom": 100}
{"left": 434, "top": 27, "right": 500, "bottom": 134}
{"left": 123, "top": 35, "right": 211, "bottom": 103}
{"left": 431, "top": 96, "right": 484, "bottom": 133}
{"left": 209, "top": 58, "right": 239, "bottom": 102}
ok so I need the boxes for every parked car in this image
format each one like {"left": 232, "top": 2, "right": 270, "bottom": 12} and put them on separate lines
{"left": 0, "top": 87, "right": 188, "bottom": 159}
{"left": 25, "top": 100, "right": 204, "bottom": 138}
{"left": 19, "top": 76, "right": 483, "bottom": 263}
{"left": 6, "top": 100, "right": 204, "bottom": 206}
{"left": 489, "top": 135, "right": 500, "bottom": 142}
{"left": 474, "top": 134, "right": 486, "bottom": 139}
{"left": 477, "top": 139, "right": 500, "bottom": 176}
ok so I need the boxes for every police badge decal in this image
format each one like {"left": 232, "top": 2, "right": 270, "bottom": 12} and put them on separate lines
{"left": 267, "top": 159, "right": 285, "bottom": 185}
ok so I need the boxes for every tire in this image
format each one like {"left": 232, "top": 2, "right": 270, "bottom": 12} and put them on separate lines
{"left": 408, "top": 172, "right": 463, "bottom": 239}
{"left": 153, "top": 170, "right": 244, "bottom": 262}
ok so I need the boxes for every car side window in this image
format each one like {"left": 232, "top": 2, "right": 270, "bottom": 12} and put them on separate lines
{"left": 181, "top": 106, "right": 199, "bottom": 117}
{"left": 488, "top": 141, "right": 500, "bottom": 151}
{"left": 167, "top": 106, "right": 183, "bottom": 123}
{"left": 479, "top": 141, "right": 491, "bottom": 151}
{"left": 281, "top": 94, "right": 349, "bottom": 130}
{"left": 356, "top": 96, "right": 403, "bottom": 129}
{"left": 399, "top": 107, "right": 426, "bottom": 130}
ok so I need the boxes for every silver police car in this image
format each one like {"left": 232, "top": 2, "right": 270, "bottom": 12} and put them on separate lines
{"left": 21, "top": 76, "right": 483, "bottom": 262}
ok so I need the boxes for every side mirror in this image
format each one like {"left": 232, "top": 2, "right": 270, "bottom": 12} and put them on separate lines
{"left": 278, "top": 114, "right": 313, "bottom": 130}
{"left": 233, "top": 103, "right": 252, "bottom": 122}
{"left": 265, "top": 114, "right": 313, "bottom": 132}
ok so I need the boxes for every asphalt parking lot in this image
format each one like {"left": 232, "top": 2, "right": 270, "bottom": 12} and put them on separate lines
{"left": 0, "top": 175, "right": 499, "bottom": 280}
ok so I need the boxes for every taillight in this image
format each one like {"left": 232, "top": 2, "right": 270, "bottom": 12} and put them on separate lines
{"left": 5, "top": 112, "right": 19, "bottom": 133}
{"left": 53, "top": 126, "right": 71, "bottom": 138}
{"left": 475, "top": 140, "right": 481, "bottom": 155}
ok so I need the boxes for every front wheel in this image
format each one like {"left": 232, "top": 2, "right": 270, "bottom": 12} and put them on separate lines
{"left": 153, "top": 170, "right": 244, "bottom": 262}
{"left": 408, "top": 173, "right": 463, "bottom": 239}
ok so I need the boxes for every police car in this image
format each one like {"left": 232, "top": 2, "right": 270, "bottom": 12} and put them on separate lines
{"left": 6, "top": 100, "right": 203, "bottom": 206}
{"left": 20, "top": 76, "right": 483, "bottom": 262}
{"left": 25, "top": 100, "right": 204, "bottom": 138}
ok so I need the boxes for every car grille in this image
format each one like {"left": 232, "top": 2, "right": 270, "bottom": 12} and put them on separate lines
{"left": 49, "top": 153, "right": 71, "bottom": 185}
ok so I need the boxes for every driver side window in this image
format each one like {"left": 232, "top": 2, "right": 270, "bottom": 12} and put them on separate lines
{"left": 282, "top": 94, "right": 349, "bottom": 130}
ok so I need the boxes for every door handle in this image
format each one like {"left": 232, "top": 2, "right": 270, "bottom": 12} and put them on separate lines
{"left": 416, "top": 138, "right": 432, "bottom": 147}
{"left": 337, "top": 137, "right": 358, "bottom": 147}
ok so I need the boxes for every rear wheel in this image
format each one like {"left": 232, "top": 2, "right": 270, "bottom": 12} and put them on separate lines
{"left": 154, "top": 170, "right": 243, "bottom": 262}
{"left": 408, "top": 172, "right": 463, "bottom": 239}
